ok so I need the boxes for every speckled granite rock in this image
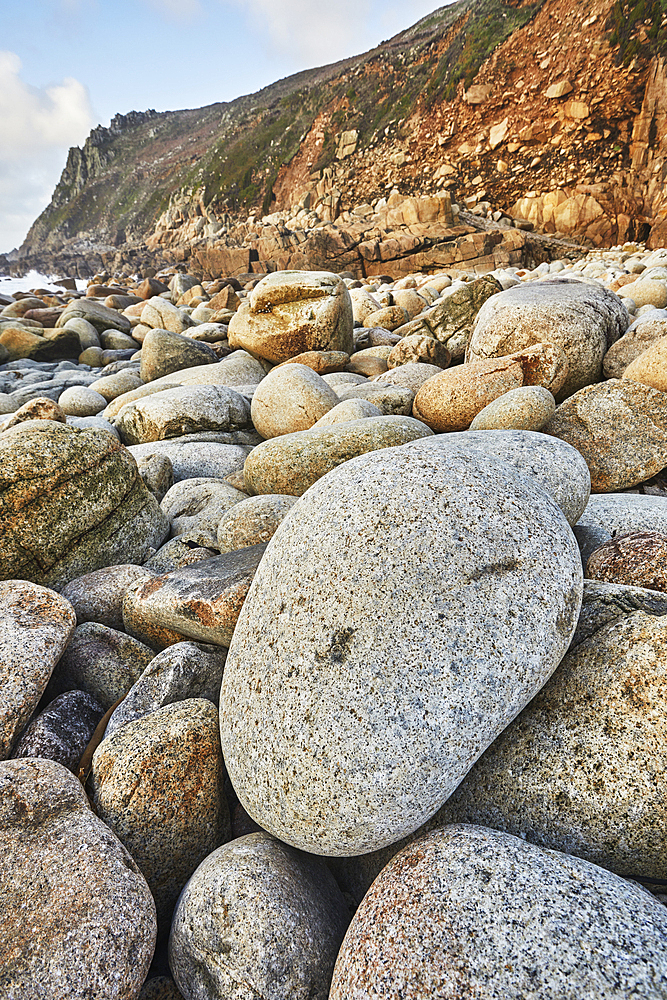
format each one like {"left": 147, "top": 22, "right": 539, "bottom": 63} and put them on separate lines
{"left": 404, "top": 429, "right": 590, "bottom": 527}
{"left": 572, "top": 579, "right": 667, "bottom": 648}
{"left": 574, "top": 494, "right": 667, "bottom": 563}
{"left": 144, "top": 538, "right": 217, "bottom": 574}
{"left": 216, "top": 494, "right": 298, "bottom": 553}
{"left": 139, "top": 328, "right": 215, "bottom": 383}
{"left": 137, "top": 452, "right": 174, "bottom": 503}
{"left": 3, "top": 396, "right": 66, "bottom": 428}
{"left": 312, "top": 398, "right": 382, "bottom": 426}
{"left": 544, "top": 379, "right": 667, "bottom": 492}
{"left": 0, "top": 421, "right": 169, "bottom": 588}
{"left": 139, "top": 978, "right": 184, "bottom": 1000}
{"left": 115, "top": 384, "right": 252, "bottom": 446}
{"left": 333, "top": 383, "right": 415, "bottom": 415}
{"left": 243, "top": 415, "right": 432, "bottom": 497}
{"left": 127, "top": 440, "right": 248, "bottom": 482}
{"left": 0, "top": 581, "right": 76, "bottom": 759}
{"left": 161, "top": 478, "right": 246, "bottom": 548}
{"left": 329, "top": 825, "right": 667, "bottom": 1000}
{"left": 169, "top": 832, "right": 349, "bottom": 1000}
{"left": 11, "top": 690, "right": 103, "bottom": 771}
{"left": 46, "top": 621, "right": 155, "bottom": 710}
{"left": 586, "top": 531, "right": 667, "bottom": 593}
{"left": 220, "top": 447, "right": 582, "bottom": 856}
{"left": 373, "top": 362, "right": 444, "bottom": 394}
{"left": 469, "top": 385, "right": 556, "bottom": 431}
{"left": 0, "top": 758, "right": 156, "bottom": 999}
{"left": 386, "top": 334, "right": 450, "bottom": 369}
{"left": 123, "top": 544, "right": 266, "bottom": 649}
{"left": 251, "top": 363, "right": 339, "bottom": 438}
{"left": 106, "top": 641, "right": 226, "bottom": 736}
{"left": 467, "top": 277, "right": 629, "bottom": 399}
{"left": 61, "top": 564, "right": 157, "bottom": 631}
{"left": 92, "top": 699, "right": 229, "bottom": 932}
{"left": 435, "top": 612, "right": 667, "bottom": 878}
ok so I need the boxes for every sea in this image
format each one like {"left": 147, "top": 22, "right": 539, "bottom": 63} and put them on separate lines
{"left": 0, "top": 270, "right": 87, "bottom": 297}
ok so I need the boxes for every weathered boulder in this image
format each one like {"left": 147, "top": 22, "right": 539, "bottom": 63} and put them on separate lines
{"left": 10, "top": 690, "right": 103, "bottom": 772}
{"left": 250, "top": 363, "right": 339, "bottom": 439}
{"left": 140, "top": 297, "right": 194, "bottom": 335}
{"left": 395, "top": 275, "right": 502, "bottom": 361}
{"left": 622, "top": 334, "right": 667, "bottom": 391}
{"left": 140, "top": 328, "right": 217, "bottom": 382}
{"left": 56, "top": 297, "right": 132, "bottom": 334}
{"left": 572, "top": 578, "right": 667, "bottom": 648}
{"left": 575, "top": 494, "right": 667, "bottom": 563}
{"left": 586, "top": 531, "right": 667, "bottom": 592}
{"left": 127, "top": 440, "right": 248, "bottom": 482}
{"left": 603, "top": 313, "right": 667, "bottom": 378}
{"left": 216, "top": 494, "right": 298, "bottom": 552}
{"left": 469, "top": 385, "right": 556, "bottom": 431}
{"left": 61, "top": 564, "right": 157, "bottom": 631}
{"left": 115, "top": 384, "right": 251, "bottom": 445}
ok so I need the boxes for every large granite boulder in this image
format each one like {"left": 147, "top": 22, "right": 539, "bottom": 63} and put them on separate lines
{"left": 114, "top": 384, "right": 251, "bottom": 445}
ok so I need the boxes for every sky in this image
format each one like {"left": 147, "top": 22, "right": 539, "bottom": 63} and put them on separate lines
{"left": 0, "top": 0, "right": 447, "bottom": 254}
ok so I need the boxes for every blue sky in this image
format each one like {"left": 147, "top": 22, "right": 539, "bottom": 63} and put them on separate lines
{"left": 0, "top": 0, "right": 446, "bottom": 253}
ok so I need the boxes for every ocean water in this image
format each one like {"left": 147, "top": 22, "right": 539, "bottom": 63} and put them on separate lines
{"left": 0, "top": 270, "right": 87, "bottom": 297}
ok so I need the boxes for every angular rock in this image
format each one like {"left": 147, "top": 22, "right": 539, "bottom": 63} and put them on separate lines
{"left": 395, "top": 275, "right": 502, "bottom": 361}
{"left": 92, "top": 699, "right": 229, "bottom": 930}
{"left": 115, "top": 384, "right": 251, "bottom": 445}
{"left": 140, "top": 328, "right": 217, "bottom": 383}
{"left": 586, "top": 531, "right": 667, "bottom": 592}
{"left": 467, "top": 278, "right": 629, "bottom": 399}
{"left": 106, "top": 641, "right": 227, "bottom": 736}
{"left": 250, "top": 364, "right": 339, "bottom": 439}
{"left": 217, "top": 494, "right": 298, "bottom": 552}
{"left": 329, "top": 825, "right": 667, "bottom": 1000}
{"left": 11, "top": 690, "right": 103, "bottom": 772}
{"left": 0, "top": 421, "right": 169, "bottom": 588}
{"left": 61, "top": 563, "right": 157, "bottom": 631}
{"left": 169, "top": 833, "right": 349, "bottom": 1000}
{"left": 123, "top": 544, "right": 267, "bottom": 649}
{"left": 545, "top": 378, "right": 667, "bottom": 491}
{"left": 220, "top": 447, "right": 582, "bottom": 855}
{"left": 228, "top": 270, "right": 354, "bottom": 363}
{"left": 243, "top": 415, "right": 432, "bottom": 497}
{"left": 0, "top": 581, "right": 76, "bottom": 759}
{"left": 0, "top": 758, "right": 156, "bottom": 999}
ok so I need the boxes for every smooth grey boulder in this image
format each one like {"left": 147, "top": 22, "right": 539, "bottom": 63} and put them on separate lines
{"left": 140, "top": 327, "right": 216, "bottom": 383}
{"left": 0, "top": 581, "right": 76, "bottom": 759}
{"left": 115, "top": 384, "right": 251, "bottom": 445}
{"left": 217, "top": 494, "right": 298, "bottom": 552}
{"left": 144, "top": 538, "right": 217, "bottom": 574}
{"left": 0, "top": 758, "right": 156, "bottom": 999}
{"left": 46, "top": 621, "right": 155, "bottom": 710}
{"left": 251, "top": 363, "right": 339, "bottom": 439}
{"left": 572, "top": 578, "right": 667, "bottom": 647}
{"left": 62, "top": 316, "right": 101, "bottom": 351}
{"left": 106, "top": 641, "right": 227, "bottom": 736}
{"left": 403, "top": 429, "right": 591, "bottom": 527}
{"left": 127, "top": 440, "right": 249, "bottom": 482}
{"left": 329, "top": 825, "right": 667, "bottom": 1000}
{"left": 169, "top": 832, "right": 349, "bottom": 1000}
{"left": 161, "top": 478, "right": 246, "bottom": 547}
{"left": 61, "top": 563, "right": 156, "bottom": 631}
{"left": 435, "top": 611, "right": 667, "bottom": 878}
{"left": 56, "top": 297, "right": 132, "bottom": 334}
{"left": 334, "top": 382, "right": 415, "bottom": 415}
{"left": 467, "top": 277, "right": 630, "bottom": 399}
{"left": 11, "top": 690, "right": 103, "bottom": 772}
{"left": 575, "top": 494, "right": 667, "bottom": 563}
{"left": 243, "top": 415, "right": 432, "bottom": 497}
{"left": 141, "top": 298, "right": 195, "bottom": 336}
{"left": 92, "top": 699, "right": 229, "bottom": 932}
{"left": 220, "top": 447, "right": 583, "bottom": 856}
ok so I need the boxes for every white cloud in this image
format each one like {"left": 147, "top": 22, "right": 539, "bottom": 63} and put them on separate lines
{"left": 147, "top": 0, "right": 203, "bottom": 19}
{"left": 0, "top": 51, "right": 94, "bottom": 252}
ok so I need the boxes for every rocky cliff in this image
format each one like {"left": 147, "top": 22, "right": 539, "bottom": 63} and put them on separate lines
{"left": 13, "top": 0, "right": 667, "bottom": 278}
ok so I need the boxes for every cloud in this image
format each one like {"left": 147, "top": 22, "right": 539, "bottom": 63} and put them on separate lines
{"left": 146, "top": 0, "right": 203, "bottom": 19}
{"left": 0, "top": 51, "right": 94, "bottom": 252}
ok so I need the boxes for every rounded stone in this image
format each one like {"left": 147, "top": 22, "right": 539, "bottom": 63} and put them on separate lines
{"left": 469, "top": 385, "right": 556, "bottom": 431}
{"left": 575, "top": 493, "right": 667, "bottom": 563}
{"left": 435, "top": 611, "right": 667, "bottom": 879}
{"left": 603, "top": 314, "right": 667, "bottom": 378}
{"left": 10, "top": 690, "right": 103, "bottom": 772}
{"left": 363, "top": 305, "right": 409, "bottom": 331}
{"left": 220, "top": 447, "right": 583, "bottom": 855}
{"left": 57, "top": 386, "right": 108, "bottom": 416}
{"left": 92, "top": 699, "right": 230, "bottom": 930}
{"left": 334, "top": 383, "right": 415, "bottom": 415}
{"left": 169, "top": 832, "right": 349, "bottom": 1000}
{"left": 312, "top": 398, "right": 382, "bottom": 427}
{"left": 586, "top": 531, "right": 667, "bottom": 592}
{"left": 250, "top": 363, "right": 339, "bottom": 439}
{"left": 0, "top": 758, "right": 156, "bottom": 999}
{"left": 619, "top": 278, "right": 667, "bottom": 308}
{"left": 161, "top": 477, "right": 246, "bottom": 547}
{"left": 373, "top": 362, "right": 445, "bottom": 394}
{"left": 329, "top": 825, "right": 667, "bottom": 1000}
{"left": 216, "top": 493, "right": 298, "bottom": 552}
{"left": 622, "top": 334, "right": 667, "bottom": 391}
{"left": 127, "top": 440, "right": 248, "bottom": 482}
{"left": 61, "top": 563, "right": 157, "bottom": 631}
{"left": 89, "top": 370, "right": 143, "bottom": 401}
{"left": 115, "top": 384, "right": 251, "bottom": 446}
{"left": 3, "top": 396, "right": 67, "bottom": 427}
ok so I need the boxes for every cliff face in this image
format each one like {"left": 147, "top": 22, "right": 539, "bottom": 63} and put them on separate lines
{"left": 16, "top": 0, "right": 667, "bottom": 272}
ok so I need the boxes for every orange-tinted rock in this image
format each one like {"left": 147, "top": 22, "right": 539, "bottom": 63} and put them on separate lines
{"left": 586, "top": 531, "right": 667, "bottom": 593}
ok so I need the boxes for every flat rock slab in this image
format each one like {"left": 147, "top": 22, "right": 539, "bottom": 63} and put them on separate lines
{"left": 220, "top": 447, "right": 582, "bottom": 856}
{"left": 329, "top": 825, "right": 667, "bottom": 1000}
{"left": 123, "top": 543, "right": 267, "bottom": 648}
{"left": 243, "top": 415, "right": 433, "bottom": 496}
{"left": 0, "top": 758, "right": 156, "bottom": 999}
{"left": 0, "top": 581, "right": 76, "bottom": 759}
{"left": 545, "top": 378, "right": 667, "bottom": 491}
{"left": 436, "top": 611, "right": 667, "bottom": 878}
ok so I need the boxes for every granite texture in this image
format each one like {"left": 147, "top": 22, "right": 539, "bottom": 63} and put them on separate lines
{"left": 123, "top": 544, "right": 267, "bottom": 649}
{"left": 386, "top": 335, "right": 450, "bottom": 369}
{"left": 136, "top": 452, "right": 174, "bottom": 503}
{"left": 0, "top": 581, "right": 76, "bottom": 759}
{"left": 92, "top": 699, "right": 229, "bottom": 932}
{"left": 467, "top": 277, "right": 630, "bottom": 398}
{"left": 106, "top": 641, "right": 227, "bottom": 736}
{"left": 127, "top": 440, "right": 248, "bottom": 482}
{"left": 435, "top": 611, "right": 667, "bottom": 878}
{"left": 115, "top": 384, "right": 251, "bottom": 446}
{"left": 404, "top": 429, "right": 591, "bottom": 526}
{"left": 216, "top": 494, "right": 298, "bottom": 553}
{"left": 11, "top": 690, "right": 103, "bottom": 771}
{"left": 220, "top": 447, "right": 582, "bottom": 855}
{"left": 169, "top": 833, "right": 349, "bottom": 1000}
{"left": 334, "top": 383, "right": 415, "bottom": 415}
{"left": 139, "top": 328, "right": 215, "bottom": 383}
{"left": 373, "top": 361, "right": 444, "bottom": 394}
{"left": 61, "top": 563, "right": 156, "bottom": 631}
{"left": 0, "top": 758, "right": 156, "bottom": 999}
{"left": 469, "top": 385, "right": 556, "bottom": 431}
{"left": 161, "top": 478, "right": 246, "bottom": 548}
{"left": 586, "top": 530, "right": 667, "bottom": 592}
{"left": 250, "top": 363, "right": 339, "bottom": 438}
{"left": 144, "top": 538, "right": 217, "bottom": 574}
{"left": 572, "top": 579, "right": 667, "bottom": 648}
{"left": 243, "top": 415, "right": 432, "bottom": 497}
{"left": 574, "top": 493, "right": 667, "bottom": 563}
{"left": 329, "top": 824, "right": 667, "bottom": 999}
{"left": 312, "top": 398, "right": 382, "bottom": 426}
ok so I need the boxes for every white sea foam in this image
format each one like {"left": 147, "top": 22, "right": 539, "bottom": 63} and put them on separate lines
{"left": 0, "top": 270, "right": 86, "bottom": 296}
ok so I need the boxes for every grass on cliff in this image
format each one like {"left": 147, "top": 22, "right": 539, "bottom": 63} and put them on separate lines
{"left": 608, "top": 0, "right": 667, "bottom": 65}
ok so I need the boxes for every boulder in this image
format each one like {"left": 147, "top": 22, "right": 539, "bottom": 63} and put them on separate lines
{"left": 89, "top": 370, "right": 144, "bottom": 402}
{"left": 572, "top": 578, "right": 667, "bottom": 648}
{"left": 115, "top": 384, "right": 251, "bottom": 445}
{"left": 622, "top": 334, "right": 667, "bottom": 391}
{"left": 586, "top": 531, "right": 667, "bottom": 592}
{"left": 386, "top": 334, "right": 451, "bottom": 369}
{"left": 220, "top": 447, "right": 582, "bottom": 855}
{"left": 373, "top": 362, "right": 445, "bottom": 394}
{"left": 334, "top": 383, "right": 415, "bottom": 415}
{"left": 56, "top": 297, "right": 132, "bottom": 334}
{"left": 140, "top": 297, "right": 194, "bottom": 335}
{"left": 469, "top": 385, "right": 556, "bottom": 431}
{"left": 312, "top": 398, "right": 382, "bottom": 426}
{"left": 3, "top": 397, "right": 66, "bottom": 428}
{"left": 603, "top": 314, "right": 667, "bottom": 378}
{"left": 140, "top": 328, "right": 217, "bottom": 382}
{"left": 467, "top": 278, "right": 629, "bottom": 399}
{"left": 0, "top": 758, "right": 156, "bottom": 999}
{"left": 0, "top": 326, "right": 80, "bottom": 362}
{"left": 126, "top": 440, "right": 248, "bottom": 482}
{"left": 0, "top": 581, "right": 76, "bottom": 759}
{"left": 329, "top": 825, "right": 667, "bottom": 1000}
{"left": 544, "top": 379, "right": 667, "bottom": 491}
{"left": 216, "top": 494, "right": 298, "bottom": 552}
{"left": 58, "top": 386, "right": 107, "bottom": 416}
{"left": 61, "top": 563, "right": 157, "bottom": 631}
{"left": 243, "top": 415, "right": 432, "bottom": 497}
{"left": 10, "top": 690, "right": 103, "bottom": 772}
{"left": 169, "top": 832, "right": 349, "bottom": 1000}
{"left": 161, "top": 478, "right": 246, "bottom": 547}
{"left": 575, "top": 494, "right": 667, "bottom": 563}
{"left": 0, "top": 422, "right": 169, "bottom": 589}
{"left": 228, "top": 271, "right": 354, "bottom": 363}
{"left": 250, "top": 364, "right": 339, "bottom": 439}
